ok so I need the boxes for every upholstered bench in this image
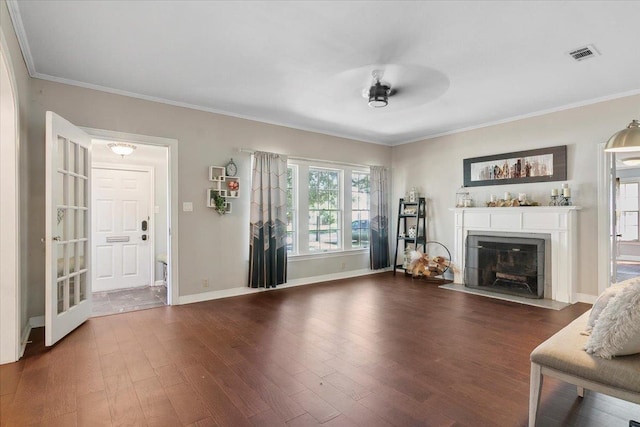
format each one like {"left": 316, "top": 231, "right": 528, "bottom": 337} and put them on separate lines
{"left": 529, "top": 310, "right": 640, "bottom": 426}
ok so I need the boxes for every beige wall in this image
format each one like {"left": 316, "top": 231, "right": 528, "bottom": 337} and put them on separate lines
{"left": 1, "top": 0, "right": 31, "bottom": 332}
{"left": 392, "top": 94, "right": 640, "bottom": 298}
{"left": 26, "top": 78, "right": 392, "bottom": 318}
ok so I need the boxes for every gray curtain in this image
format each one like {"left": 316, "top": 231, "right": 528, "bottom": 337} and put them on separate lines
{"left": 370, "top": 166, "right": 390, "bottom": 269}
{"left": 249, "top": 152, "right": 288, "bottom": 288}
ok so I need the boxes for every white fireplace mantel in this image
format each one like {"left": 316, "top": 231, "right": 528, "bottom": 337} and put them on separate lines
{"left": 451, "top": 206, "right": 581, "bottom": 303}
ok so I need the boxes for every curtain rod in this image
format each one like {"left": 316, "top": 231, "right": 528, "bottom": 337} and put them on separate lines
{"left": 237, "top": 148, "right": 373, "bottom": 169}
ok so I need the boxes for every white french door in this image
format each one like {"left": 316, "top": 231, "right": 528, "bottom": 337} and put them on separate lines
{"left": 45, "top": 112, "right": 92, "bottom": 346}
{"left": 92, "top": 167, "right": 153, "bottom": 292}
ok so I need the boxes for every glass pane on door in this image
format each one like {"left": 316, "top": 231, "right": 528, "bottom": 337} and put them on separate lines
{"left": 57, "top": 279, "right": 66, "bottom": 314}
{"left": 57, "top": 243, "right": 66, "bottom": 279}
{"left": 57, "top": 136, "right": 67, "bottom": 171}
{"left": 79, "top": 272, "right": 87, "bottom": 302}
{"left": 69, "top": 275, "right": 77, "bottom": 308}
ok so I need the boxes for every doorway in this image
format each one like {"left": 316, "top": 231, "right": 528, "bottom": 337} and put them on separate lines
{"left": 613, "top": 168, "right": 640, "bottom": 282}
{"left": 0, "top": 44, "right": 20, "bottom": 363}
{"left": 598, "top": 145, "right": 640, "bottom": 292}
{"left": 90, "top": 139, "right": 171, "bottom": 316}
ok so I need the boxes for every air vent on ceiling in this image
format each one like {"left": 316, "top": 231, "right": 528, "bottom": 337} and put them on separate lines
{"left": 568, "top": 45, "right": 600, "bottom": 62}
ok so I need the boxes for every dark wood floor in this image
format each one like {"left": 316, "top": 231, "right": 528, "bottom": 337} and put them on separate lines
{"left": 1, "top": 273, "right": 639, "bottom": 426}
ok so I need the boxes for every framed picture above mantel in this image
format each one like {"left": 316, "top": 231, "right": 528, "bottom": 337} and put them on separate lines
{"left": 463, "top": 145, "right": 567, "bottom": 187}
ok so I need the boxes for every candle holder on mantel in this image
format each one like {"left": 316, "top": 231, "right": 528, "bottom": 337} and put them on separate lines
{"left": 559, "top": 195, "right": 571, "bottom": 206}
{"left": 549, "top": 195, "right": 559, "bottom": 206}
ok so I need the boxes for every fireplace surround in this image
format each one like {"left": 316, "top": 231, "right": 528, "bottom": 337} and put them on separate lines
{"left": 452, "top": 206, "right": 580, "bottom": 303}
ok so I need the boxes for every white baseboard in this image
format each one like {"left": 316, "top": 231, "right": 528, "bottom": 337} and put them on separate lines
{"left": 30, "top": 315, "right": 44, "bottom": 328}
{"left": 178, "top": 268, "right": 389, "bottom": 305}
{"left": 576, "top": 293, "right": 597, "bottom": 304}
{"left": 19, "top": 324, "right": 31, "bottom": 358}
{"left": 153, "top": 280, "right": 165, "bottom": 287}
{"left": 19, "top": 316, "right": 44, "bottom": 358}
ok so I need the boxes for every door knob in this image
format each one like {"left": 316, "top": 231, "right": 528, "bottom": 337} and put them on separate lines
{"left": 52, "top": 236, "right": 61, "bottom": 241}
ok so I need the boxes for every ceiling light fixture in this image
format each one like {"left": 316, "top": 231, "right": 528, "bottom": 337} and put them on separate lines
{"left": 621, "top": 157, "right": 640, "bottom": 166}
{"left": 108, "top": 142, "right": 136, "bottom": 157}
{"left": 367, "top": 69, "right": 391, "bottom": 108}
{"left": 605, "top": 120, "right": 640, "bottom": 152}
{"left": 368, "top": 80, "right": 391, "bottom": 108}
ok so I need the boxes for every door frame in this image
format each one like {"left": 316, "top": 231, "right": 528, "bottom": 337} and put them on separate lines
{"left": 92, "top": 163, "right": 156, "bottom": 292}
{"left": 0, "top": 34, "right": 21, "bottom": 364}
{"left": 82, "top": 128, "right": 179, "bottom": 305}
{"left": 597, "top": 142, "right": 611, "bottom": 295}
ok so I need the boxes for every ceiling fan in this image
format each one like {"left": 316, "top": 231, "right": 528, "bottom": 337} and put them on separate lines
{"left": 364, "top": 69, "right": 397, "bottom": 108}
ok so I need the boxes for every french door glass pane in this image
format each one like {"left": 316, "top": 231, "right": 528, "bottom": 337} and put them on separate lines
{"left": 57, "top": 279, "right": 65, "bottom": 314}
{"left": 78, "top": 146, "right": 87, "bottom": 176}
{"left": 55, "top": 172, "right": 64, "bottom": 207}
{"left": 79, "top": 272, "right": 87, "bottom": 302}
{"left": 69, "top": 276, "right": 77, "bottom": 308}
{"left": 57, "top": 243, "right": 66, "bottom": 279}
{"left": 69, "top": 175, "right": 77, "bottom": 207}
{"left": 57, "top": 136, "right": 67, "bottom": 171}
{"left": 69, "top": 141, "right": 77, "bottom": 175}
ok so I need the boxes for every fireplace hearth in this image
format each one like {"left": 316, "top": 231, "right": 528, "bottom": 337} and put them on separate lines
{"left": 465, "top": 235, "right": 545, "bottom": 299}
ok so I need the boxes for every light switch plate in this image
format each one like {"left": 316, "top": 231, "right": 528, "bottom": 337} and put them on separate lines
{"left": 182, "top": 202, "right": 193, "bottom": 212}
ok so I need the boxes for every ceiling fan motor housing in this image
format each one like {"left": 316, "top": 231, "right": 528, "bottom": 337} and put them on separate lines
{"left": 368, "top": 81, "right": 391, "bottom": 108}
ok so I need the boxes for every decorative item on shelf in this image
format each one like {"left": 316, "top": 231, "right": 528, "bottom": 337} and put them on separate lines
{"left": 559, "top": 183, "right": 571, "bottom": 206}
{"left": 227, "top": 180, "right": 239, "bottom": 197}
{"left": 225, "top": 158, "right": 238, "bottom": 177}
{"left": 213, "top": 193, "right": 226, "bottom": 215}
{"left": 210, "top": 166, "right": 226, "bottom": 181}
{"left": 409, "top": 187, "right": 418, "bottom": 202}
{"left": 403, "top": 207, "right": 417, "bottom": 215}
{"left": 408, "top": 226, "right": 417, "bottom": 238}
{"left": 486, "top": 196, "right": 539, "bottom": 207}
{"left": 455, "top": 186, "right": 470, "bottom": 208}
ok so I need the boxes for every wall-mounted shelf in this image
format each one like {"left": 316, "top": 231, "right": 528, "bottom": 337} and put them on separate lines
{"left": 207, "top": 165, "right": 239, "bottom": 213}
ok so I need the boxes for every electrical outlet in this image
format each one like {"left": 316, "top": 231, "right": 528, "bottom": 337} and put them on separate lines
{"left": 202, "top": 279, "right": 209, "bottom": 288}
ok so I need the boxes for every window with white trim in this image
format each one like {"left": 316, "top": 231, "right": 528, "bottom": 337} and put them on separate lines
{"left": 286, "top": 160, "right": 369, "bottom": 256}
{"left": 286, "top": 165, "right": 297, "bottom": 253}
{"left": 618, "top": 180, "right": 639, "bottom": 241}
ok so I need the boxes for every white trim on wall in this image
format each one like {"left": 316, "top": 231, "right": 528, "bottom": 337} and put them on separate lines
{"left": 0, "top": 33, "right": 21, "bottom": 364}
{"left": 597, "top": 142, "right": 612, "bottom": 295}
{"left": 82, "top": 128, "right": 179, "bottom": 305}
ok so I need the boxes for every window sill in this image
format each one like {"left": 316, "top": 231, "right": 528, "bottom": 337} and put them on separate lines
{"left": 288, "top": 248, "right": 369, "bottom": 262}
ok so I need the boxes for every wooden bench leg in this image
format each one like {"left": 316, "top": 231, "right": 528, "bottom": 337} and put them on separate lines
{"left": 577, "top": 385, "right": 584, "bottom": 398}
{"left": 529, "top": 362, "right": 543, "bottom": 427}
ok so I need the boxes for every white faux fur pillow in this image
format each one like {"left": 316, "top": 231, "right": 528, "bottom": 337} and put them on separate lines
{"left": 585, "top": 281, "right": 640, "bottom": 359}
{"left": 587, "top": 276, "right": 640, "bottom": 330}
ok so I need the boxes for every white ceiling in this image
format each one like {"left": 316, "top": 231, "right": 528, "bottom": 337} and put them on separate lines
{"left": 8, "top": 1, "right": 640, "bottom": 145}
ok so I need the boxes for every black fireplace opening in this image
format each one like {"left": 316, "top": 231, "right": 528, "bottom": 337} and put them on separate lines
{"left": 465, "top": 235, "right": 545, "bottom": 299}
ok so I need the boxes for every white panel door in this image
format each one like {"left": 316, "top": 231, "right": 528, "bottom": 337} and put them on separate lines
{"left": 92, "top": 167, "right": 152, "bottom": 292}
{"left": 45, "top": 111, "right": 92, "bottom": 346}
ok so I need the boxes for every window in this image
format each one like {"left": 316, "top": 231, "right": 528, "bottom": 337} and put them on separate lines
{"left": 286, "top": 166, "right": 297, "bottom": 253}
{"left": 351, "top": 172, "right": 370, "bottom": 248}
{"left": 285, "top": 160, "right": 369, "bottom": 255}
{"left": 618, "top": 181, "right": 639, "bottom": 241}
{"left": 308, "top": 168, "right": 341, "bottom": 252}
